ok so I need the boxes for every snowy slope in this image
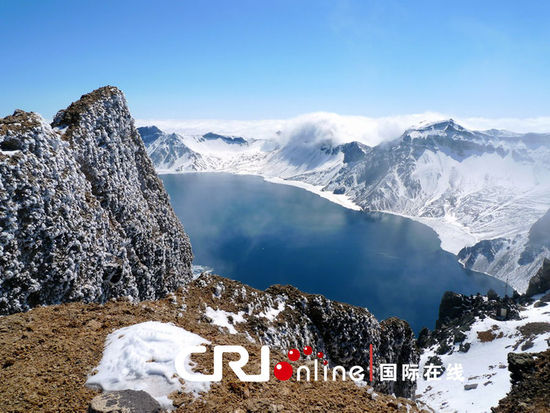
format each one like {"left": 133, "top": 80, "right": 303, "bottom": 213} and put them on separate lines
{"left": 140, "top": 120, "right": 550, "bottom": 292}
{"left": 416, "top": 296, "right": 550, "bottom": 412}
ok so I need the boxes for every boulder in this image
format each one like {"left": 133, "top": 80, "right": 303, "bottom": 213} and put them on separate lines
{"left": 88, "top": 390, "right": 164, "bottom": 413}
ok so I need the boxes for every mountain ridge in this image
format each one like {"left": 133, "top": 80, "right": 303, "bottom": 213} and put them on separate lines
{"left": 142, "top": 120, "right": 550, "bottom": 292}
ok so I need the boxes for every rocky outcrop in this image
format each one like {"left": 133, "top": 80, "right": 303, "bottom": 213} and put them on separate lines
{"left": 0, "top": 87, "right": 193, "bottom": 315}
{"left": 525, "top": 258, "right": 550, "bottom": 297}
{"left": 193, "top": 275, "right": 420, "bottom": 398}
{"left": 378, "top": 317, "right": 419, "bottom": 397}
{"left": 492, "top": 349, "right": 550, "bottom": 412}
{"left": 88, "top": 390, "right": 164, "bottom": 413}
{"left": 437, "top": 291, "right": 521, "bottom": 328}
{"left": 419, "top": 291, "right": 521, "bottom": 354}
{"left": 137, "top": 126, "right": 164, "bottom": 146}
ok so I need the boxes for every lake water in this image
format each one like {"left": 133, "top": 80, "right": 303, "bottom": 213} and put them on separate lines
{"left": 161, "top": 173, "right": 509, "bottom": 333}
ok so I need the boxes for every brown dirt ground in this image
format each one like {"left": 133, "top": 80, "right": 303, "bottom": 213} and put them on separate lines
{"left": 0, "top": 277, "right": 432, "bottom": 413}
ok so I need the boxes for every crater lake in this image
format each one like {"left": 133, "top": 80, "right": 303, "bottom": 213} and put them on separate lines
{"left": 161, "top": 173, "right": 509, "bottom": 332}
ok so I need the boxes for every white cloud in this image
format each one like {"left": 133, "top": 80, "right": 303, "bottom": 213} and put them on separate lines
{"left": 458, "top": 116, "right": 550, "bottom": 134}
{"left": 136, "top": 113, "right": 550, "bottom": 147}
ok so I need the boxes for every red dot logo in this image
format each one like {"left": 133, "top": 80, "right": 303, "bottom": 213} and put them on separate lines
{"left": 274, "top": 361, "right": 293, "bottom": 381}
{"left": 317, "top": 351, "right": 324, "bottom": 359}
{"left": 303, "top": 346, "right": 313, "bottom": 356}
{"left": 288, "top": 348, "right": 300, "bottom": 361}
{"left": 323, "top": 360, "right": 328, "bottom": 366}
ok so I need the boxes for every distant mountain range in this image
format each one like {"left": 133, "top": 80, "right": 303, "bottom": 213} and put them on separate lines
{"left": 139, "top": 120, "right": 550, "bottom": 292}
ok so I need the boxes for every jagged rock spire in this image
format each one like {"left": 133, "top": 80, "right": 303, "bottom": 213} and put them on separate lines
{"left": 0, "top": 87, "right": 193, "bottom": 315}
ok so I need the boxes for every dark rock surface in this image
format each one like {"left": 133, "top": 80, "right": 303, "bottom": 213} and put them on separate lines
{"left": 492, "top": 349, "right": 550, "bottom": 412}
{"left": 88, "top": 390, "right": 164, "bottom": 413}
{"left": 137, "top": 126, "right": 164, "bottom": 146}
{"left": 458, "top": 238, "right": 508, "bottom": 267}
{"left": 0, "top": 87, "right": 193, "bottom": 315}
{"left": 201, "top": 132, "right": 248, "bottom": 145}
{"left": 525, "top": 258, "right": 550, "bottom": 297}
{"left": 418, "top": 291, "right": 521, "bottom": 355}
{"left": 378, "top": 317, "right": 420, "bottom": 397}
{"left": 196, "top": 277, "right": 420, "bottom": 398}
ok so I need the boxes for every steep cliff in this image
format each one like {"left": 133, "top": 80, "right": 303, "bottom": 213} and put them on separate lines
{"left": 0, "top": 87, "right": 193, "bottom": 315}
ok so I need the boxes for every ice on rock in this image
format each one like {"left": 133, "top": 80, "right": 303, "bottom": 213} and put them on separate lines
{"left": 204, "top": 306, "right": 246, "bottom": 334}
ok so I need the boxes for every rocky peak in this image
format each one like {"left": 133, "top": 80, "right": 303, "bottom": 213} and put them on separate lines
{"left": 401, "top": 118, "right": 478, "bottom": 144}
{"left": 411, "top": 119, "right": 466, "bottom": 135}
{"left": 0, "top": 87, "right": 193, "bottom": 315}
{"left": 137, "top": 125, "right": 164, "bottom": 145}
{"left": 201, "top": 132, "right": 248, "bottom": 145}
{"left": 394, "top": 118, "right": 505, "bottom": 163}
{"left": 335, "top": 141, "right": 370, "bottom": 164}
{"left": 52, "top": 86, "right": 123, "bottom": 128}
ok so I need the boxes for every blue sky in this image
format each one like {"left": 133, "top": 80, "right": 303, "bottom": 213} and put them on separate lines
{"left": 1, "top": 0, "right": 549, "bottom": 120}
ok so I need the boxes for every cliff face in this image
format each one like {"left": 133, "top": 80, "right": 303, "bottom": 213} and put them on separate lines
{"left": 0, "top": 87, "right": 193, "bottom": 315}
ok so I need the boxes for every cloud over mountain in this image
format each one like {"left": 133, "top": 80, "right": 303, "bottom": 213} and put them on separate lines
{"left": 136, "top": 113, "right": 550, "bottom": 148}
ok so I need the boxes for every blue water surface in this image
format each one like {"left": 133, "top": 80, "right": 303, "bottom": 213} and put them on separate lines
{"left": 162, "top": 173, "right": 509, "bottom": 333}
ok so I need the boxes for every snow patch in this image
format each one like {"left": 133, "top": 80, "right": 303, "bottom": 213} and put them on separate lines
{"left": 191, "top": 264, "right": 213, "bottom": 279}
{"left": 87, "top": 321, "right": 210, "bottom": 409}
{"left": 204, "top": 306, "right": 246, "bottom": 334}
{"left": 417, "top": 301, "right": 550, "bottom": 412}
{"left": 258, "top": 301, "right": 286, "bottom": 321}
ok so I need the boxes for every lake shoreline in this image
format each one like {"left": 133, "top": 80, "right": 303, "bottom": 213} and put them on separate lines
{"left": 160, "top": 172, "right": 510, "bottom": 332}
{"left": 157, "top": 169, "right": 480, "bottom": 255}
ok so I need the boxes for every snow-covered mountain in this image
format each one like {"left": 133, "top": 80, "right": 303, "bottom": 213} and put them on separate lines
{"left": 139, "top": 120, "right": 550, "bottom": 292}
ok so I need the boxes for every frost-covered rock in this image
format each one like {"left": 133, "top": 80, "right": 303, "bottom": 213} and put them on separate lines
{"left": 0, "top": 87, "right": 193, "bottom": 315}
{"left": 191, "top": 276, "right": 420, "bottom": 398}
